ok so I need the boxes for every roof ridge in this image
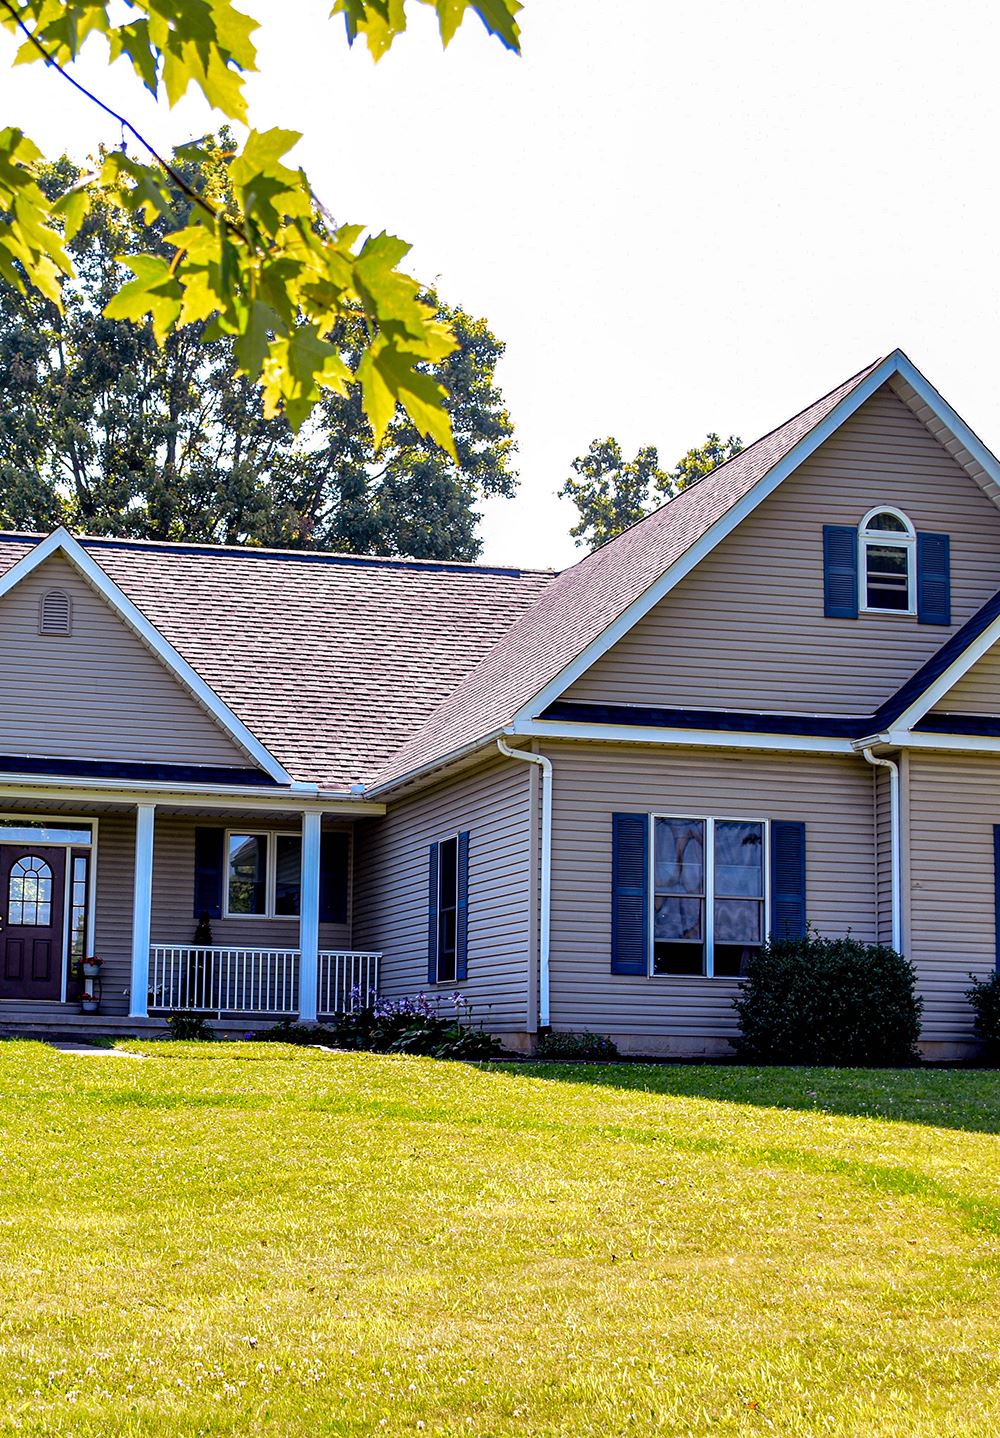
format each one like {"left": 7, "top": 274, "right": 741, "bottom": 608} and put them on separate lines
{"left": 0, "top": 530, "right": 557, "bottom": 580}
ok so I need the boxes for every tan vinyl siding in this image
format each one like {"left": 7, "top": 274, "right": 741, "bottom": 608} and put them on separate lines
{"left": 354, "top": 756, "right": 532, "bottom": 1031}
{"left": 92, "top": 811, "right": 135, "bottom": 1015}
{"left": 931, "top": 641, "right": 1000, "bottom": 715}
{"left": 0, "top": 556, "right": 251, "bottom": 767}
{"left": 565, "top": 387, "right": 1000, "bottom": 716}
{"left": 907, "top": 753, "right": 998, "bottom": 1041}
{"left": 543, "top": 743, "right": 875, "bottom": 1042}
{"left": 150, "top": 814, "right": 352, "bottom": 952}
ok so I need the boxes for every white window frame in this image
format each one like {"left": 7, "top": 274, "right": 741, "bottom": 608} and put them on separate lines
{"left": 648, "top": 813, "right": 769, "bottom": 979}
{"left": 223, "top": 828, "right": 303, "bottom": 920}
{"left": 858, "top": 506, "right": 916, "bottom": 616}
{"left": 0, "top": 812, "right": 98, "bottom": 1004}
{"left": 433, "top": 830, "right": 461, "bottom": 984}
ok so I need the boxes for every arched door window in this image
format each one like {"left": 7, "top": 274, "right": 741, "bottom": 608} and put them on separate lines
{"left": 8, "top": 856, "right": 54, "bottom": 926}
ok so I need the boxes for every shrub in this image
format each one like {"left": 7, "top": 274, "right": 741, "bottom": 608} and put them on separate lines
{"left": 733, "top": 933, "right": 922, "bottom": 1067}
{"left": 966, "top": 972, "right": 1000, "bottom": 1064}
{"left": 165, "top": 1011, "right": 216, "bottom": 1041}
{"left": 259, "top": 995, "right": 503, "bottom": 1061}
{"left": 537, "top": 1030, "right": 620, "bottom": 1061}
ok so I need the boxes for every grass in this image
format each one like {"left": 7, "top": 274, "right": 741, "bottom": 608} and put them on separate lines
{"left": 0, "top": 1046, "right": 997, "bottom": 1436}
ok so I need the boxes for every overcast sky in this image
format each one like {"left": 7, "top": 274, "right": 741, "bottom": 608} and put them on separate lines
{"left": 5, "top": 1, "right": 1000, "bottom": 569}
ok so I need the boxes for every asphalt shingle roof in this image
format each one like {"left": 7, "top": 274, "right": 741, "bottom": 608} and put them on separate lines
{"left": 0, "top": 356, "right": 886, "bottom": 793}
{"left": 0, "top": 536, "right": 554, "bottom": 790}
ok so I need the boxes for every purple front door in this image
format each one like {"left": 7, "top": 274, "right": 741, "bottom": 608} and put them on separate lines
{"left": 0, "top": 845, "right": 66, "bottom": 1000}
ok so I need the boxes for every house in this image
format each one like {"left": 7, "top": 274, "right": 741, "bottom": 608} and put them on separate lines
{"left": 2, "top": 348, "right": 1000, "bottom": 1057}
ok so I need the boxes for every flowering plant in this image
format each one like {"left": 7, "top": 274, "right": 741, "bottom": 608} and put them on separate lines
{"left": 81, "top": 955, "right": 104, "bottom": 970}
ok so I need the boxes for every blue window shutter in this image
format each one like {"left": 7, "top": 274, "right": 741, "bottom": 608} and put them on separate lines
{"left": 456, "top": 830, "right": 470, "bottom": 981}
{"left": 319, "top": 831, "right": 349, "bottom": 924}
{"left": 193, "top": 827, "right": 224, "bottom": 919}
{"left": 917, "top": 532, "right": 951, "bottom": 626}
{"left": 611, "top": 813, "right": 649, "bottom": 975}
{"left": 427, "top": 842, "right": 440, "bottom": 985}
{"left": 770, "top": 821, "right": 806, "bottom": 940}
{"left": 994, "top": 827, "right": 1000, "bottom": 972}
{"left": 823, "top": 525, "right": 858, "bottom": 619}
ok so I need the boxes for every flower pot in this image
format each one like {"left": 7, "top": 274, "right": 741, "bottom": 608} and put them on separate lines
{"left": 81, "top": 961, "right": 101, "bottom": 978}
{"left": 80, "top": 998, "right": 100, "bottom": 1015}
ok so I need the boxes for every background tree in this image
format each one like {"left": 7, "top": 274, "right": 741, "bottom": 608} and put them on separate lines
{"left": 560, "top": 432, "right": 743, "bottom": 549}
{"left": 0, "top": 146, "right": 516, "bottom": 559}
{"left": 0, "top": 1, "right": 524, "bottom": 452}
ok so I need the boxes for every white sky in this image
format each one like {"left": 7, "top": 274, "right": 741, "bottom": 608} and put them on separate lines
{"left": 5, "top": 0, "right": 1000, "bottom": 570}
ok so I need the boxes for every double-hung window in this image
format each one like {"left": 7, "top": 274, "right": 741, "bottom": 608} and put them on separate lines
{"left": 859, "top": 507, "right": 915, "bottom": 613}
{"left": 652, "top": 816, "right": 766, "bottom": 977}
{"left": 225, "top": 831, "right": 302, "bottom": 918}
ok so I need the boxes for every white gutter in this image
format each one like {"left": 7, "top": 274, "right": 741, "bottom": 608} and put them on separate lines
{"left": 496, "top": 737, "right": 552, "bottom": 1028}
{"left": 861, "top": 748, "right": 902, "bottom": 952}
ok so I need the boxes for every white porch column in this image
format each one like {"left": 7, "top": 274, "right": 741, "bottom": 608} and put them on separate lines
{"left": 298, "top": 811, "right": 321, "bottom": 1022}
{"left": 129, "top": 803, "right": 156, "bottom": 1019}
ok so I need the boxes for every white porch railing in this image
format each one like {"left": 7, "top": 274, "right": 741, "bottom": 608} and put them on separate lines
{"left": 149, "top": 946, "right": 380, "bottom": 1020}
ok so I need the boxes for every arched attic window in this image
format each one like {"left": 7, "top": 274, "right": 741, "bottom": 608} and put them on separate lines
{"left": 38, "top": 589, "right": 72, "bottom": 636}
{"left": 859, "top": 507, "right": 915, "bottom": 614}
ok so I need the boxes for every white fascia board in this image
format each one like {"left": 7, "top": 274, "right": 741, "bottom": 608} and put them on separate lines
{"left": 883, "top": 730, "right": 1000, "bottom": 754}
{"left": 892, "top": 353, "right": 1000, "bottom": 496}
{"left": 0, "top": 774, "right": 386, "bottom": 811}
{"left": 511, "top": 719, "right": 855, "bottom": 754}
{"left": 512, "top": 354, "right": 902, "bottom": 724}
{"left": 0, "top": 529, "right": 293, "bottom": 785}
{"left": 890, "top": 611, "right": 1000, "bottom": 730}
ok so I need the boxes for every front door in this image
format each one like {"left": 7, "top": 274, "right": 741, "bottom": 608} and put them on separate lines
{"left": 0, "top": 845, "right": 66, "bottom": 1000}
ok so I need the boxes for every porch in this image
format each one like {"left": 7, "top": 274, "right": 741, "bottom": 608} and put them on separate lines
{"left": 0, "top": 794, "right": 383, "bottom": 1025}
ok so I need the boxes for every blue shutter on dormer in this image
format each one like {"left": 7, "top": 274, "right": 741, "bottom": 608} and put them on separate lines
{"left": 917, "top": 532, "right": 951, "bottom": 626}
{"left": 611, "top": 813, "right": 649, "bottom": 975}
{"left": 770, "top": 821, "right": 806, "bottom": 940}
{"left": 823, "top": 525, "right": 858, "bottom": 619}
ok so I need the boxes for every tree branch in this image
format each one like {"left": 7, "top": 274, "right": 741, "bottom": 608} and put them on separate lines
{"left": 0, "top": 0, "right": 248, "bottom": 243}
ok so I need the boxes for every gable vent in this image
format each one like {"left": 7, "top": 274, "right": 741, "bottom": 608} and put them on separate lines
{"left": 39, "top": 589, "right": 72, "bottom": 637}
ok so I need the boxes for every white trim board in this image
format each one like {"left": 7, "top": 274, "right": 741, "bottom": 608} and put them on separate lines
{"left": 510, "top": 719, "right": 856, "bottom": 754}
{"left": 512, "top": 350, "right": 1000, "bottom": 724}
{"left": 0, "top": 529, "right": 293, "bottom": 786}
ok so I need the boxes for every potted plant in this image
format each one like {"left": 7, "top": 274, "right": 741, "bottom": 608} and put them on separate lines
{"left": 80, "top": 993, "right": 100, "bottom": 1015}
{"left": 81, "top": 956, "right": 103, "bottom": 979}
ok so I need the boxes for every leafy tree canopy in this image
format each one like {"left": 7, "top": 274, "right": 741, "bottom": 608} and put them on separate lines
{"left": 0, "top": 0, "right": 523, "bottom": 454}
{"left": 560, "top": 433, "right": 743, "bottom": 550}
{"left": 0, "top": 143, "right": 516, "bottom": 559}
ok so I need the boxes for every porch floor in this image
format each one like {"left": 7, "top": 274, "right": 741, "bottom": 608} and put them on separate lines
{"left": 0, "top": 1002, "right": 286, "bottom": 1040}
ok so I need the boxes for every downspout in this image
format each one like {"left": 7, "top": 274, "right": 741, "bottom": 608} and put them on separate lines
{"left": 497, "top": 737, "right": 552, "bottom": 1028}
{"left": 862, "top": 748, "right": 902, "bottom": 953}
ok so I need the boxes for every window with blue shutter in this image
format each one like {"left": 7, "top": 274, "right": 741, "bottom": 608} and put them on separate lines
{"left": 823, "top": 525, "right": 859, "bottom": 619}
{"left": 770, "top": 821, "right": 807, "bottom": 940}
{"left": 917, "top": 532, "right": 951, "bottom": 626}
{"left": 611, "top": 812, "right": 649, "bottom": 975}
{"left": 193, "top": 827, "right": 224, "bottom": 919}
{"left": 456, "top": 830, "right": 470, "bottom": 981}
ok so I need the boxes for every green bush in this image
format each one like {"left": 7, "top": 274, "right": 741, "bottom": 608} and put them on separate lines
{"left": 733, "top": 934, "right": 922, "bottom": 1067}
{"left": 165, "top": 1011, "right": 216, "bottom": 1041}
{"left": 966, "top": 972, "right": 1000, "bottom": 1064}
{"left": 537, "top": 1030, "right": 620, "bottom": 1061}
{"left": 259, "top": 996, "right": 503, "bottom": 1061}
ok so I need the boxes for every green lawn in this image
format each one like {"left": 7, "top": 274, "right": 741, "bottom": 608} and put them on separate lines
{"left": 0, "top": 1045, "right": 997, "bottom": 1436}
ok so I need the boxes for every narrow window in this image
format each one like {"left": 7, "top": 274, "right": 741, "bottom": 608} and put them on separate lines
{"left": 69, "top": 852, "right": 89, "bottom": 976}
{"left": 860, "top": 508, "right": 915, "bottom": 613}
{"left": 436, "top": 835, "right": 459, "bottom": 983}
{"left": 227, "top": 833, "right": 268, "bottom": 915}
{"left": 274, "top": 835, "right": 302, "bottom": 916}
{"left": 652, "top": 817, "right": 766, "bottom": 978}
